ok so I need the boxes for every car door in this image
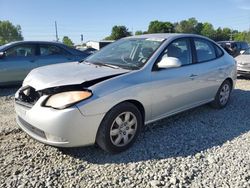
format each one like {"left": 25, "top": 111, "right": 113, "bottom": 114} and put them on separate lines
{"left": 189, "top": 37, "right": 227, "bottom": 102}
{"left": 36, "top": 44, "right": 74, "bottom": 67}
{"left": 150, "top": 38, "right": 200, "bottom": 120}
{"left": 0, "top": 43, "right": 38, "bottom": 84}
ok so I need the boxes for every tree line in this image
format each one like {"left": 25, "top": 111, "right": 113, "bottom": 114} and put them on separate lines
{"left": 0, "top": 18, "right": 250, "bottom": 46}
{"left": 105, "top": 17, "right": 250, "bottom": 43}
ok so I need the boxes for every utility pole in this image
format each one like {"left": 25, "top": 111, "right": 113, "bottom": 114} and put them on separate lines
{"left": 55, "top": 21, "right": 59, "bottom": 41}
{"left": 81, "top": 34, "right": 83, "bottom": 44}
{"left": 249, "top": 14, "right": 250, "bottom": 32}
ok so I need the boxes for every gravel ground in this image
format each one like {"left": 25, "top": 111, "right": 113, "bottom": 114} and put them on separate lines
{"left": 0, "top": 79, "right": 250, "bottom": 188}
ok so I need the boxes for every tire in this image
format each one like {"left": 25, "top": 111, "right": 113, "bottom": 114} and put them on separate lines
{"left": 96, "top": 102, "right": 142, "bottom": 153}
{"left": 210, "top": 80, "right": 232, "bottom": 109}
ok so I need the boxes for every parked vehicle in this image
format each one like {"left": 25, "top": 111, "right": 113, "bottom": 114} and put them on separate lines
{"left": 217, "top": 41, "right": 249, "bottom": 57}
{"left": 79, "top": 47, "right": 97, "bottom": 55}
{"left": 235, "top": 47, "right": 250, "bottom": 77}
{"left": 14, "top": 34, "right": 236, "bottom": 153}
{"left": 0, "top": 41, "right": 89, "bottom": 86}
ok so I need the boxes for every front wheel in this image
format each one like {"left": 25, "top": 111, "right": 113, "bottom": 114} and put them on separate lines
{"left": 96, "top": 102, "right": 142, "bottom": 153}
{"left": 210, "top": 80, "right": 232, "bottom": 109}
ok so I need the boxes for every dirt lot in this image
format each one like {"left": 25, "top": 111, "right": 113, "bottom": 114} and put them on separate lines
{"left": 0, "top": 78, "right": 250, "bottom": 188}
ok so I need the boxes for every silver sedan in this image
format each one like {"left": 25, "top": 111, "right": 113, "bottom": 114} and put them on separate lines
{"left": 14, "top": 34, "right": 237, "bottom": 153}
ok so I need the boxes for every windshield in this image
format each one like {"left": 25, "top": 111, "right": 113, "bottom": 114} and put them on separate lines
{"left": 0, "top": 45, "right": 6, "bottom": 51}
{"left": 85, "top": 38, "right": 164, "bottom": 70}
{"left": 0, "top": 42, "right": 14, "bottom": 51}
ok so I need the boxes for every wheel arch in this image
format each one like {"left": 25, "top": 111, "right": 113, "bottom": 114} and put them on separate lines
{"left": 224, "top": 77, "right": 233, "bottom": 88}
{"left": 95, "top": 99, "right": 145, "bottom": 137}
{"left": 94, "top": 99, "right": 145, "bottom": 150}
{"left": 105, "top": 99, "right": 146, "bottom": 124}
{"left": 123, "top": 99, "right": 145, "bottom": 123}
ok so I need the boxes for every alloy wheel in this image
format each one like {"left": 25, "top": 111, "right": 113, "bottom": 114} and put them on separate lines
{"left": 110, "top": 111, "right": 138, "bottom": 147}
{"left": 219, "top": 83, "right": 230, "bottom": 105}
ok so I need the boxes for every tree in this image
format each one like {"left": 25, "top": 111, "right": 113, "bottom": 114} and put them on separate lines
{"left": 0, "top": 20, "right": 23, "bottom": 45}
{"left": 135, "top": 30, "right": 143, "bottom": 35}
{"left": 62, "top": 36, "right": 74, "bottom": 47}
{"left": 234, "top": 31, "right": 250, "bottom": 42}
{"left": 201, "top": 22, "right": 215, "bottom": 39}
{"left": 222, "top": 28, "right": 231, "bottom": 40}
{"left": 105, "top": 25, "right": 131, "bottom": 40}
{"left": 213, "top": 27, "right": 231, "bottom": 41}
{"left": 195, "top": 22, "right": 204, "bottom": 35}
{"left": 175, "top": 17, "right": 201, "bottom": 34}
{"left": 148, "top": 20, "right": 174, "bottom": 33}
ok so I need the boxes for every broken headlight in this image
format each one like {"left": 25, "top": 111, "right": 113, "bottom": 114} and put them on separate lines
{"left": 44, "top": 90, "right": 92, "bottom": 109}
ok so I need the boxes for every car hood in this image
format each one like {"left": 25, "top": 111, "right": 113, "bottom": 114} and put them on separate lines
{"left": 23, "top": 62, "right": 129, "bottom": 90}
{"left": 235, "top": 55, "right": 250, "bottom": 63}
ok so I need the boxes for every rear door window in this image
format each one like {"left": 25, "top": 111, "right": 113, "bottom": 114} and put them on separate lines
{"left": 214, "top": 44, "right": 224, "bottom": 57}
{"left": 39, "top": 44, "right": 69, "bottom": 56}
{"left": 194, "top": 39, "right": 216, "bottom": 62}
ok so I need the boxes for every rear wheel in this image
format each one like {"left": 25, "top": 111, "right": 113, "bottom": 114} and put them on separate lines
{"left": 96, "top": 102, "right": 142, "bottom": 153}
{"left": 210, "top": 80, "right": 232, "bottom": 109}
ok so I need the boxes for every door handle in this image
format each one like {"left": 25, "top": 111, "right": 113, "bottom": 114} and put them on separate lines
{"left": 30, "top": 60, "right": 35, "bottom": 63}
{"left": 189, "top": 74, "right": 198, "bottom": 77}
{"left": 189, "top": 74, "right": 198, "bottom": 79}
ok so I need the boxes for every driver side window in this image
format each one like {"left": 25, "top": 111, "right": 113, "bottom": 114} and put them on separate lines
{"left": 162, "top": 38, "right": 192, "bottom": 66}
{"left": 5, "top": 44, "right": 36, "bottom": 58}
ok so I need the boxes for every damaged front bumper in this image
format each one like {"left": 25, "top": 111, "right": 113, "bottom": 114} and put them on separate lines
{"left": 14, "top": 86, "right": 105, "bottom": 147}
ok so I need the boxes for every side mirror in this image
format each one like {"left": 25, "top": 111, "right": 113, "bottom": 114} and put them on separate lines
{"left": 157, "top": 56, "right": 182, "bottom": 69}
{"left": 0, "top": 52, "right": 5, "bottom": 59}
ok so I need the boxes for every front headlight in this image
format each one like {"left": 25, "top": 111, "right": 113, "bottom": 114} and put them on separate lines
{"left": 44, "top": 90, "right": 92, "bottom": 109}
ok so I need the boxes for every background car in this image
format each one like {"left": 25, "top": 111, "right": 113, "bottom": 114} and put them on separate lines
{"left": 217, "top": 41, "right": 249, "bottom": 57}
{"left": 235, "top": 47, "right": 250, "bottom": 77}
{"left": 14, "top": 34, "right": 236, "bottom": 153}
{"left": 78, "top": 47, "right": 97, "bottom": 55}
{"left": 0, "top": 41, "right": 89, "bottom": 86}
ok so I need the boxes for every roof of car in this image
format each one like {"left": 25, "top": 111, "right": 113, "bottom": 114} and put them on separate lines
{"left": 217, "top": 41, "right": 247, "bottom": 43}
{"left": 127, "top": 33, "right": 206, "bottom": 39}
{"left": 0, "top": 41, "right": 69, "bottom": 51}
{"left": 7, "top": 41, "right": 64, "bottom": 45}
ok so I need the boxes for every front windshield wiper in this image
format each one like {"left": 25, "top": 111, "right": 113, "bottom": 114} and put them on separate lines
{"left": 93, "top": 62, "right": 120, "bottom": 69}
{"left": 79, "top": 60, "right": 120, "bottom": 69}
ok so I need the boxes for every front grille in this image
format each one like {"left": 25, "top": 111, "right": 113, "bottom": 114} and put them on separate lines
{"left": 18, "top": 116, "right": 46, "bottom": 139}
{"left": 16, "top": 86, "right": 41, "bottom": 107}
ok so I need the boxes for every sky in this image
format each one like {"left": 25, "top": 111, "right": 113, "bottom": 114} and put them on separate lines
{"left": 0, "top": 0, "right": 250, "bottom": 44}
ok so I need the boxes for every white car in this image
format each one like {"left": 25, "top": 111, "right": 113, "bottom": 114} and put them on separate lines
{"left": 235, "top": 47, "right": 250, "bottom": 77}
{"left": 14, "top": 34, "right": 237, "bottom": 153}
